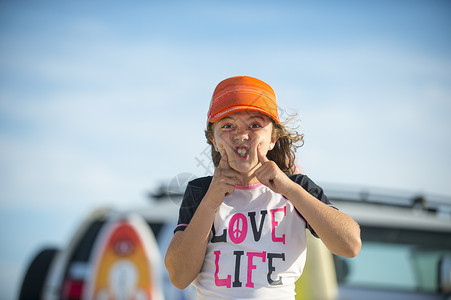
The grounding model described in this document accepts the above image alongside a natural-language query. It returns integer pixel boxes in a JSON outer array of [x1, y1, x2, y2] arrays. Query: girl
[[165, 76, 361, 299]]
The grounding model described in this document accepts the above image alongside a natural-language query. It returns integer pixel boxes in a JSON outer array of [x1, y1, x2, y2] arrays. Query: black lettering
[[267, 252, 285, 286], [248, 210, 267, 241], [211, 224, 227, 243], [233, 251, 244, 287]]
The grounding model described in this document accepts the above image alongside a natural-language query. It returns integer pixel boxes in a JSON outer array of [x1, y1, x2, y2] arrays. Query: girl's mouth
[[235, 146, 249, 159]]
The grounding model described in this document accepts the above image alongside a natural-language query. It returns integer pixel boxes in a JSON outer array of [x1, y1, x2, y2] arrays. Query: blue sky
[[1, 1, 451, 299]]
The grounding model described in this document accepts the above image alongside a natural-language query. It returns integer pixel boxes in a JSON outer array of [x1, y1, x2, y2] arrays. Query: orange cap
[[207, 76, 279, 123]]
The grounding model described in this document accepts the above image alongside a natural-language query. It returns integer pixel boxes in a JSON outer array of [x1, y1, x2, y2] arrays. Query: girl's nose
[[233, 128, 249, 142]]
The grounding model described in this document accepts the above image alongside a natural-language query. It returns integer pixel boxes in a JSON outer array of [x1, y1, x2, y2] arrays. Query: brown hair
[[204, 118, 304, 174]]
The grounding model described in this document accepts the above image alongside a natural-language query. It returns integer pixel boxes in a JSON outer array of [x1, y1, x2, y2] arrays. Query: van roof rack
[[324, 185, 451, 217]]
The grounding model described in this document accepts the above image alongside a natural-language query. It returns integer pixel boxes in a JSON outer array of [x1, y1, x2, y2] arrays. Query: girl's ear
[[269, 141, 276, 151], [209, 136, 218, 152], [270, 133, 279, 149], [270, 121, 279, 143]]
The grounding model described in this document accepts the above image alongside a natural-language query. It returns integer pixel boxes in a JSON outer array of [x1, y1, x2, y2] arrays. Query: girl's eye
[[221, 124, 233, 129], [250, 123, 262, 129]]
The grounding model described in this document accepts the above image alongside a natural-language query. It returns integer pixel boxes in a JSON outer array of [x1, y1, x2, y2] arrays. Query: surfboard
[[83, 213, 164, 300]]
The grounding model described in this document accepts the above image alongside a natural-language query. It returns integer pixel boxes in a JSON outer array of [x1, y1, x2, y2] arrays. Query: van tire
[[19, 248, 58, 300]]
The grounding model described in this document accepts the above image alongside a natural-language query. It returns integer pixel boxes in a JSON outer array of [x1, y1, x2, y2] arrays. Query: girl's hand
[[254, 144, 295, 195], [204, 149, 242, 210]]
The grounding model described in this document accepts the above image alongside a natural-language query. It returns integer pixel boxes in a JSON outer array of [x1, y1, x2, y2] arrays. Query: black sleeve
[[174, 176, 213, 233], [288, 174, 337, 238]]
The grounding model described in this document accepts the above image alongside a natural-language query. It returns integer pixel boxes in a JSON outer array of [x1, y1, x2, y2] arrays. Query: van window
[[335, 226, 451, 293]]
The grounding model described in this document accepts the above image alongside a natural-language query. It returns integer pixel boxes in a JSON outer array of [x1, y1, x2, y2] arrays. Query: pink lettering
[[228, 213, 248, 244], [214, 250, 231, 288], [246, 251, 266, 288], [270, 207, 286, 244]]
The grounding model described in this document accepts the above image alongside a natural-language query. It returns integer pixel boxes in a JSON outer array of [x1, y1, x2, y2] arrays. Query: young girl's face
[[210, 111, 277, 178]]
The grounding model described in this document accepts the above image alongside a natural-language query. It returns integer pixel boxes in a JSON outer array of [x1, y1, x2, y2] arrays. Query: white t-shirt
[[196, 182, 307, 299]]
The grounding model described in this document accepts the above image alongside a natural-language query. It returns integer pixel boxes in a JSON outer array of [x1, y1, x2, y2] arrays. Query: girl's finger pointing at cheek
[[257, 144, 269, 164], [219, 149, 230, 169]]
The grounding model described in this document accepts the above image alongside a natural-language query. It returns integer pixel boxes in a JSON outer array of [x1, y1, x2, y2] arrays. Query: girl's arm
[[255, 145, 361, 258], [283, 185, 361, 257], [164, 200, 217, 289]]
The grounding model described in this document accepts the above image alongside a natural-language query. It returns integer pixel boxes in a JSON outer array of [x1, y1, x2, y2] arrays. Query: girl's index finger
[[257, 144, 269, 164], [219, 149, 230, 168]]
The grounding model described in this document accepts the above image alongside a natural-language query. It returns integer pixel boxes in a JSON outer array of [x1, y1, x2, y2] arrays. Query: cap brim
[[208, 105, 280, 123]]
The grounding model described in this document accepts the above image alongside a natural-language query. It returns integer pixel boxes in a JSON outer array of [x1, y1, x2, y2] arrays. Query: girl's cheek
[[254, 135, 268, 148], [214, 131, 227, 143], [216, 133, 233, 150], [212, 132, 224, 149]]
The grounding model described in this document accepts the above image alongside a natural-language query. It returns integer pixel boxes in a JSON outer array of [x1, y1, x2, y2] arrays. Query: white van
[[19, 184, 451, 300]]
